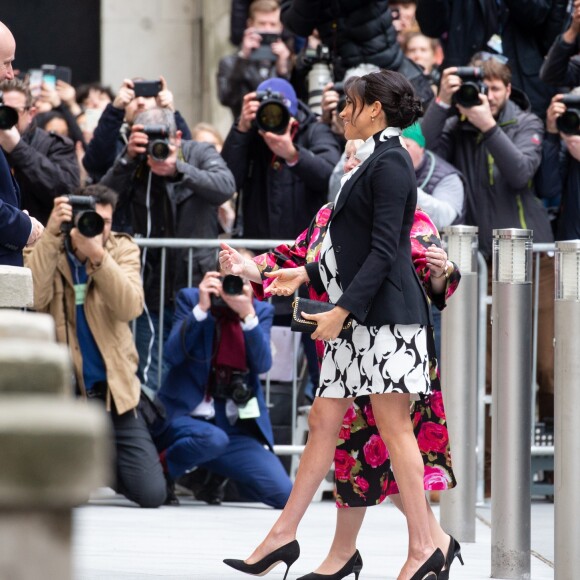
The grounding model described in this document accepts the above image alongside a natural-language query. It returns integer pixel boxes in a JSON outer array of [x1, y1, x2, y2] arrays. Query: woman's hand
[[264, 267, 309, 296], [219, 242, 245, 276], [426, 244, 451, 293], [304, 305, 350, 341]]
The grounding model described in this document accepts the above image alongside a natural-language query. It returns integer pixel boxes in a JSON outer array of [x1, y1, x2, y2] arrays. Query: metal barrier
[[133, 237, 304, 457], [133, 237, 558, 481]]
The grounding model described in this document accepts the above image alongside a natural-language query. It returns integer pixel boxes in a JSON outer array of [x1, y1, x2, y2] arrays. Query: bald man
[[0, 20, 43, 266]]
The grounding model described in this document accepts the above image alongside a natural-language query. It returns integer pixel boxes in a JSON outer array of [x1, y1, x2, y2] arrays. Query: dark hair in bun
[[344, 69, 423, 129]]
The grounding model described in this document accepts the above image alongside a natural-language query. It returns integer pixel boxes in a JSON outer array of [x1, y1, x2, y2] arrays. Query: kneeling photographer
[[24, 186, 167, 508], [222, 77, 340, 241], [151, 267, 292, 508]]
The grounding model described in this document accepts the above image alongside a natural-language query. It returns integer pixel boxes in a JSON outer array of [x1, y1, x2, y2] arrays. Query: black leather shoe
[[297, 549, 363, 579], [439, 536, 464, 580], [223, 540, 300, 580], [409, 548, 445, 580]]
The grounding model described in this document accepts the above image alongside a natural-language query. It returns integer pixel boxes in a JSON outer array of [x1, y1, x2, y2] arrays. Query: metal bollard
[[440, 225, 479, 542], [554, 240, 580, 580], [491, 229, 533, 579]]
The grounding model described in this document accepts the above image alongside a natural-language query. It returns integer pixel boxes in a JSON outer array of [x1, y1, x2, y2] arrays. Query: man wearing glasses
[[0, 78, 79, 226], [0, 20, 43, 266]]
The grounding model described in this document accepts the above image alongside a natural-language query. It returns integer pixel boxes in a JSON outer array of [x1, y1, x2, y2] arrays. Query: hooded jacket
[[422, 88, 553, 258]]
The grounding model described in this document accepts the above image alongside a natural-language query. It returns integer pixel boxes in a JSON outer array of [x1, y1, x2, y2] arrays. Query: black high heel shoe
[[409, 548, 445, 580], [296, 549, 363, 580], [223, 540, 300, 580], [438, 536, 464, 580]]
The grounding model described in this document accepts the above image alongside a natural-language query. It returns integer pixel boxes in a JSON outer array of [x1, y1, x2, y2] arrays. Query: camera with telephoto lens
[[210, 274, 245, 308], [253, 89, 290, 135], [556, 93, 580, 135], [453, 66, 487, 108], [142, 124, 171, 161], [303, 44, 333, 116], [213, 367, 252, 406], [61, 195, 104, 238], [0, 91, 19, 130]]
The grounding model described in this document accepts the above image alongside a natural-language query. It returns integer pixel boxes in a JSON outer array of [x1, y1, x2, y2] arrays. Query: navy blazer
[[307, 133, 432, 326], [158, 288, 276, 448], [0, 150, 30, 266]]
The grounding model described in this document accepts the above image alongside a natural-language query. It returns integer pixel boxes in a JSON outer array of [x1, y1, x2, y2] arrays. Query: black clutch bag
[[291, 298, 353, 340]]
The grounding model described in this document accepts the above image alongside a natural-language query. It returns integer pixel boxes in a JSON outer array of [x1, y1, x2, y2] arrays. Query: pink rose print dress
[[252, 205, 458, 507]]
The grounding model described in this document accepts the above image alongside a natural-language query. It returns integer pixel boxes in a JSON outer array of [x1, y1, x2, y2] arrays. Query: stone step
[[0, 265, 33, 308], [0, 310, 55, 342]]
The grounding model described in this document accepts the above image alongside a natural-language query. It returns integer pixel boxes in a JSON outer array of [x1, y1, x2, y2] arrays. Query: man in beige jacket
[[25, 184, 166, 507]]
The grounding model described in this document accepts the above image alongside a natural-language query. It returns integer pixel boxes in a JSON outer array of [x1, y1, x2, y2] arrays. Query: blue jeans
[[135, 308, 173, 394]]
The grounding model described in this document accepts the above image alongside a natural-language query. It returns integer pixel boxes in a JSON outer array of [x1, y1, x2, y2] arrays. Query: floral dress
[[253, 205, 459, 507]]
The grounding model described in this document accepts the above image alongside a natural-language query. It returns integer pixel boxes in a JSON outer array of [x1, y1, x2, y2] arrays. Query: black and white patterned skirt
[[316, 321, 430, 398], [315, 227, 430, 399]]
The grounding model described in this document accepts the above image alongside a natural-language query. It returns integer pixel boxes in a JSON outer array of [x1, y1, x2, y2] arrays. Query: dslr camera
[[61, 195, 104, 238], [210, 274, 245, 309], [253, 89, 290, 135], [453, 67, 487, 108], [556, 93, 580, 135], [0, 91, 19, 130], [142, 124, 171, 161], [213, 367, 253, 406]]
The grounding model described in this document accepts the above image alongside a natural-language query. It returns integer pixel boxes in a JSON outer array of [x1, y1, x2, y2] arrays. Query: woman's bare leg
[[369, 393, 436, 580], [390, 495, 451, 562], [309, 507, 366, 574], [245, 397, 353, 564]]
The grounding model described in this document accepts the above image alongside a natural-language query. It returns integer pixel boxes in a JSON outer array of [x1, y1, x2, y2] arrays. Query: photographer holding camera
[[151, 268, 292, 508], [536, 90, 580, 241], [218, 0, 292, 119], [24, 185, 167, 508], [222, 77, 340, 240], [101, 107, 236, 393], [0, 79, 80, 226], [422, 54, 555, 491], [82, 75, 191, 185], [0, 20, 44, 266]]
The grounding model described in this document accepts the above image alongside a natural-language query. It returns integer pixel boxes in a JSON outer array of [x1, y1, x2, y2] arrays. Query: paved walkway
[[72, 491, 554, 579]]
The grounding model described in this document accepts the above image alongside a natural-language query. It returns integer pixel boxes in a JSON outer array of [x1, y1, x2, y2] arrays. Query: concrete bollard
[[0, 265, 33, 308], [0, 305, 112, 580], [0, 398, 111, 580], [0, 340, 72, 396], [0, 310, 55, 341]]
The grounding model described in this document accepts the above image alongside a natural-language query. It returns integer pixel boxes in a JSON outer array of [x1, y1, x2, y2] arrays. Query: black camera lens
[[0, 103, 19, 130], [557, 110, 580, 135], [148, 139, 170, 161], [230, 372, 252, 406], [256, 100, 290, 135], [76, 210, 105, 238], [455, 83, 481, 108], [222, 274, 244, 295]]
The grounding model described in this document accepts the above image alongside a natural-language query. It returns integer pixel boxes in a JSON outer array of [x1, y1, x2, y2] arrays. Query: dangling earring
[[371, 116, 375, 122]]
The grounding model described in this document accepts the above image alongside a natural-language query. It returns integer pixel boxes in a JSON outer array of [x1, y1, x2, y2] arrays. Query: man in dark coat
[[0, 20, 43, 265], [0, 79, 80, 226], [280, 0, 434, 109], [416, 0, 568, 118]]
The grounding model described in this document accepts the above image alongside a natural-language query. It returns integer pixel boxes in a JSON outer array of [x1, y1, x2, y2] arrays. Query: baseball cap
[[257, 78, 298, 117], [402, 122, 426, 148]]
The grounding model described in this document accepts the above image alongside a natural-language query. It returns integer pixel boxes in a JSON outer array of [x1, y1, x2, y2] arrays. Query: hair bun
[[400, 93, 424, 127]]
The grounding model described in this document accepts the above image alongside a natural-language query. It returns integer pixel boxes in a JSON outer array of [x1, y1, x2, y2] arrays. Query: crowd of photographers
[[2, 0, 580, 506]]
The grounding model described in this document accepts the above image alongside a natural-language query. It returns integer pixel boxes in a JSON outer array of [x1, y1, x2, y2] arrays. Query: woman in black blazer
[[221, 70, 445, 580]]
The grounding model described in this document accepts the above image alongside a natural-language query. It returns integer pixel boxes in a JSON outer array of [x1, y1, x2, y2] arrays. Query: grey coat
[[100, 140, 235, 308], [422, 93, 553, 258]]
